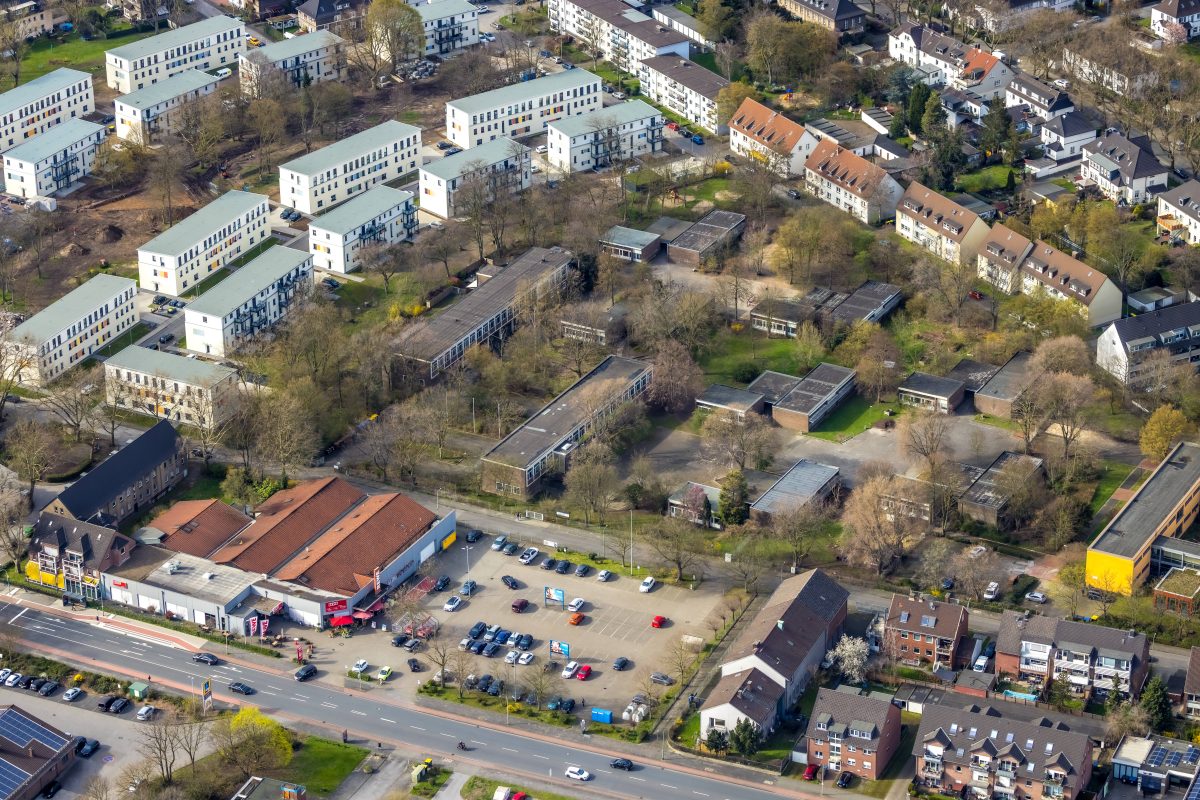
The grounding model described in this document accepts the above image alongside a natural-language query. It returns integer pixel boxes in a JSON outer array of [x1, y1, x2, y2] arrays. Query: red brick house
[[806, 688, 902, 781], [885, 595, 969, 669]]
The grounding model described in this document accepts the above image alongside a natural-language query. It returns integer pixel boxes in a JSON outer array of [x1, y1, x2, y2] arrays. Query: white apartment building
[[638, 56, 728, 134], [1026, 111, 1097, 179], [652, 5, 713, 47], [184, 246, 313, 357], [138, 190, 271, 297], [0, 68, 94, 154], [545, 100, 662, 173], [114, 69, 221, 144], [548, 0, 689, 73], [1004, 72, 1073, 133], [414, 0, 479, 57], [4, 274, 137, 386], [279, 119, 421, 214], [105, 15, 245, 94], [1158, 180, 1200, 245], [728, 97, 809, 176], [1096, 302, 1200, 386], [239, 29, 344, 95], [308, 185, 416, 273], [418, 137, 531, 219], [887, 23, 1012, 99], [445, 69, 602, 149], [2, 118, 104, 199], [1082, 132, 1168, 205], [104, 345, 240, 428], [896, 182, 990, 266], [803, 139, 903, 225]]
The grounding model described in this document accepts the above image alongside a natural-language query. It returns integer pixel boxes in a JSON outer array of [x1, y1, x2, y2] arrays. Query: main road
[[1, 595, 797, 800]]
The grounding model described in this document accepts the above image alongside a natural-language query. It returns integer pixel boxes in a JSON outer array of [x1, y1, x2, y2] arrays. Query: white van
[[973, 656, 989, 672]]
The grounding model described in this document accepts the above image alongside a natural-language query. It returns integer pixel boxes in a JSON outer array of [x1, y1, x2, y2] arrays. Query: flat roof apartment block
[[104, 345, 239, 428], [308, 185, 416, 274], [638, 56, 728, 134], [414, 0, 479, 57], [750, 459, 841, 520], [769, 362, 856, 433], [1088, 441, 1200, 595], [184, 246, 313, 357], [666, 209, 746, 267], [114, 69, 221, 144], [481, 354, 652, 498], [5, 274, 136, 386], [280, 120, 421, 215], [959, 451, 1044, 528], [398, 246, 572, 379], [2, 118, 104, 199], [0, 68, 94, 154], [138, 190, 271, 297], [445, 68, 602, 150], [240, 29, 344, 94], [546, 99, 664, 173], [105, 16, 246, 94], [418, 136, 531, 219]]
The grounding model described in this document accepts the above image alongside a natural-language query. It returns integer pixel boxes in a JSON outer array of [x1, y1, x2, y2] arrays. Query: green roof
[[9, 274, 135, 344], [105, 345, 237, 387], [253, 29, 342, 63], [139, 190, 268, 258], [280, 120, 419, 177], [414, 0, 476, 20], [0, 68, 89, 119], [447, 68, 600, 116], [107, 15, 243, 63], [420, 137, 528, 181], [548, 99, 660, 138], [115, 69, 220, 111], [5, 118, 103, 165], [308, 186, 413, 237], [188, 246, 310, 319]]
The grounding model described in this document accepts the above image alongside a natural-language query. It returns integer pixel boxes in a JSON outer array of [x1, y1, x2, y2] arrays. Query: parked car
[[573, 563, 590, 577], [597, 569, 613, 582], [540, 557, 558, 570], [443, 595, 463, 612], [491, 535, 508, 551], [639, 576, 656, 593], [502, 541, 520, 555], [407, 658, 421, 672], [1025, 591, 1048, 604], [501, 575, 519, 590], [518, 547, 540, 564], [464, 529, 483, 543], [561, 661, 580, 679], [4, 673, 21, 687], [96, 696, 116, 711], [76, 739, 99, 757], [567, 597, 585, 612], [576, 665, 592, 680], [512, 598, 529, 613], [460, 579, 477, 596], [973, 656, 989, 672], [650, 672, 674, 686], [136, 705, 156, 721], [468, 621, 487, 639], [482, 642, 501, 658], [651, 615, 667, 628], [516, 633, 533, 650], [612, 656, 629, 671], [295, 664, 317, 681], [42, 781, 61, 798], [983, 581, 1001, 601], [433, 575, 451, 592], [109, 698, 130, 714], [518, 652, 535, 665], [62, 687, 82, 702], [786, 188, 802, 199], [837, 771, 853, 788], [392, 634, 411, 648], [568, 612, 584, 625], [351, 659, 369, 674], [555, 560, 572, 575], [804, 764, 819, 781]]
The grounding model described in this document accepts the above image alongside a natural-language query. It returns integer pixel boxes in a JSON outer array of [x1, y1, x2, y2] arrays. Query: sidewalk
[[432, 770, 469, 800]]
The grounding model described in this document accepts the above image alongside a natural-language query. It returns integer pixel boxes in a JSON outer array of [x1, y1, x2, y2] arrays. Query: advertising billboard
[[549, 640, 571, 658], [323, 599, 348, 614], [544, 586, 565, 605]]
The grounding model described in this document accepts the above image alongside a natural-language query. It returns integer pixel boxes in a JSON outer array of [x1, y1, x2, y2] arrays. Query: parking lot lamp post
[[463, 544, 473, 581]]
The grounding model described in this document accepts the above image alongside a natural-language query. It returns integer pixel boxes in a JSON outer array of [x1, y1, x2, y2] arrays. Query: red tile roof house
[[914, 704, 1093, 800], [700, 569, 848, 738], [806, 688, 903, 781], [1184, 647, 1200, 718], [885, 595, 970, 670]]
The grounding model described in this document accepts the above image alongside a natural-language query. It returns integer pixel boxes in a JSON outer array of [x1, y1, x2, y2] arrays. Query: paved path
[[432, 770, 470, 800]]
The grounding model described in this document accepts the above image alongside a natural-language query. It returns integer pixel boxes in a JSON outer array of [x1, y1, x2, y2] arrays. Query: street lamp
[[462, 544, 474, 581]]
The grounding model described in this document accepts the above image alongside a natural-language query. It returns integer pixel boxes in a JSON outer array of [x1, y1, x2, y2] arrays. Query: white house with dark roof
[[637, 56, 728, 134], [728, 98, 809, 176], [887, 23, 1012, 98], [1027, 111, 1096, 178], [777, 0, 865, 35], [896, 182, 990, 266], [1151, 0, 1200, 39], [1082, 132, 1168, 204], [1004, 72, 1073, 132], [105, 15, 245, 93], [545, 100, 663, 173], [547, 0, 689, 73], [308, 186, 416, 274], [1157, 179, 1200, 245], [651, 5, 713, 47], [1096, 301, 1200, 385]]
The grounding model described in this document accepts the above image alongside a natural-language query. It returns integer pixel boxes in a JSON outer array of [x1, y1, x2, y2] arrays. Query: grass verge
[[89, 322, 150, 360], [270, 737, 368, 796], [807, 395, 899, 442], [463, 776, 576, 800], [1088, 460, 1135, 516], [699, 328, 798, 385]]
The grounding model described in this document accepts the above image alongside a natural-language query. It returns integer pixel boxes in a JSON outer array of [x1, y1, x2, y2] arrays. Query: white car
[[535, 145, 548, 154], [1025, 591, 1048, 604], [561, 660, 579, 679], [518, 652, 535, 665], [443, 595, 463, 612], [351, 659, 369, 674], [62, 687, 82, 702], [531, 164, 540, 173], [597, 569, 612, 582], [639, 576, 656, 593], [504, 650, 519, 664], [4, 673, 21, 687], [0, 669, 10, 684], [973, 656, 989, 672], [136, 705, 156, 721], [519, 547, 540, 565], [567, 597, 585, 612], [983, 581, 1001, 601], [566, 766, 591, 781]]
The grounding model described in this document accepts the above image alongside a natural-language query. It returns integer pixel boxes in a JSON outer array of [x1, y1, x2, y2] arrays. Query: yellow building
[[1087, 442, 1200, 595]]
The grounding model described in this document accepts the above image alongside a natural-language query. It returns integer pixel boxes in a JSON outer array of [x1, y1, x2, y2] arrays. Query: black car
[[516, 633, 533, 650], [158, 333, 174, 345], [76, 738, 99, 757], [540, 557, 557, 570], [433, 575, 451, 592], [469, 640, 486, 655], [555, 560, 572, 575], [153, 295, 167, 306], [482, 642, 501, 658], [42, 781, 61, 798], [501, 575, 519, 590], [487, 680, 503, 696], [437, 141, 454, 150], [464, 529, 482, 543], [407, 658, 421, 672], [295, 664, 317, 681], [391, 634, 410, 648], [477, 675, 493, 691], [612, 656, 629, 671], [574, 563, 590, 577], [37, 681, 60, 697], [109, 698, 130, 713], [502, 542, 519, 555], [230, 682, 254, 695], [193, 652, 219, 665], [27, 678, 45, 692], [786, 188, 802, 199], [611, 758, 634, 771], [837, 771, 852, 789], [559, 698, 576, 712], [96, 696, 117, 711], [468, 621, 487, 639], [17, 676, 34, 690]]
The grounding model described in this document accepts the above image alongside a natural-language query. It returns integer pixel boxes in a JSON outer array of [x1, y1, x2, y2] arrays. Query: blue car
[[691, 134, 704, 145]]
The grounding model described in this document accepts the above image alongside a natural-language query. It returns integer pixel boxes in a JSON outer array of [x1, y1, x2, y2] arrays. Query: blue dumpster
[[590, 708, 613, 724]]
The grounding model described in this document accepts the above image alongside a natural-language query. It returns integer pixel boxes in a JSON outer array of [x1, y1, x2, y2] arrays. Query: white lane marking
[[661, 784, 678, 790], [260, 691, 276, 696], [470, 740, 486, 746], [629, 777, 646, 782], [320, 702, 337, 709], [267, 686, 282, 692], [502, 747, 518, 753], [10, 609, 26, 624], [381, 718, 396, 724], [350, 710, 366, 716], [294, 694, 310, 700], [693, 792, 709, 797], [439, 733, 455, 738], [531, 754, 549, 760]]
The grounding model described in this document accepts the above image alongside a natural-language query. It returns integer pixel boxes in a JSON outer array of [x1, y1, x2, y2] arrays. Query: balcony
[[997, 766, 1016, 779], [922, 761, 943, 776]]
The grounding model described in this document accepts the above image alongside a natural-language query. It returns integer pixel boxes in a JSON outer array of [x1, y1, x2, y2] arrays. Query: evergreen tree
[[888, 110, 907, 139], [718, 469, 750, 526], [1045, 675, 1072, 711], [907, 83, 931, 135], [1140, 677, 1171, 731], [705, 727, 728, 753], [729, 718, 761, 756], [979, 101, 1013, 165], [921, 92, 946, 137]]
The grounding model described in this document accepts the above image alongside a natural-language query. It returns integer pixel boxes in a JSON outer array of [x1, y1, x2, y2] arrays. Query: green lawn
[[90, 322, 150, 360], [691, 50, 746, 82], [4, 27, 156, 90], [807, 395, 899, 442], [955, 165, 1015, 194], [973, 413, 1019, 431], [462, 777, 577, 800], [268, 737, 367, 796], [1088, 460, 1135, 516], [857, 712, 920, 798], [699, 328, 798, 385], [752, 727, 799, 764]]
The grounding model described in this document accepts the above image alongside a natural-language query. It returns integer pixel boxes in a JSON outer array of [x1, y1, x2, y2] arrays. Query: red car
[[576, 665, 592, 680], [651, 615, 667, 628], [512, 794, 527, 800], [804, 764, 819, 781], [968, 290, 984, 301], [666, 121, 679, 131]]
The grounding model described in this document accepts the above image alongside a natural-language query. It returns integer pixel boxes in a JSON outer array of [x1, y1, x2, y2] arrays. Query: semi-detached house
[[137, 190, 271, 297], [308, 185, 416, 274], [887, 23, 1012, 99], [105, 15, 246, 94], [0, 68, 94, 154], [1158, 179, 1200, 245], [1095, 301, 1200, 386], [1081, 132, 1168, 205], [885, 594, 968, 669], [896, 182, 990, 266], [279, 120, 421, 215], [2, 117, 104, 199], [114, 69, 221, 144], [728, 98, 808, 176], [445, 69, 602, 149]]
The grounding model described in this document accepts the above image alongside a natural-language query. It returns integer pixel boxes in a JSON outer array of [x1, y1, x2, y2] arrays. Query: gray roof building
[[252, 28, 342, 62], [899, 372, 966, 402], [447, 69, 601, 116], [750, 459, 841, 517], [139, 190, 268, 259], [0, 68, 88, 120], [420, 136, 528, 182], [696, 384, 763, 416], [108, 15, 242, 63], [746, 370, 802, 406], [188, 246, 310, 320], [8, 274, 135, 346], [773, 363, 856, 418], [308, 186, 414, 237], [115, 69, 220, 112], [280, 120, 420, 177], [104, 345, 237, 387], [1091, 441, 1200, 559], [996, 609, 1149, 667], [4, 118, 102, 165]]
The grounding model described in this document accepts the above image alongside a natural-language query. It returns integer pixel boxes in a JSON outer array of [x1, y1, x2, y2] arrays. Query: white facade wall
[[547, 0, 690, 72], [886, 29, 949, 84], [0, 69, 94, 154], [445, 71, 603, 149], [1159, 195, 1200, 245], [545, 106, 663, 173], [138, 193, 271, 296], [418, 145, 531, 219], [637, 61, 724, 133], [3, 121, 104, 199], [105, 16, 246, 94], [308, 194, 416, 273], [104, 358, 239, 427], [114, 73, 220, 143], [279, 122, 421, 214], [417, 0, 479, 56], [239, 32, 344, 95], [1151, 4, 1200, 39], [728, 127, 807, 176]]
